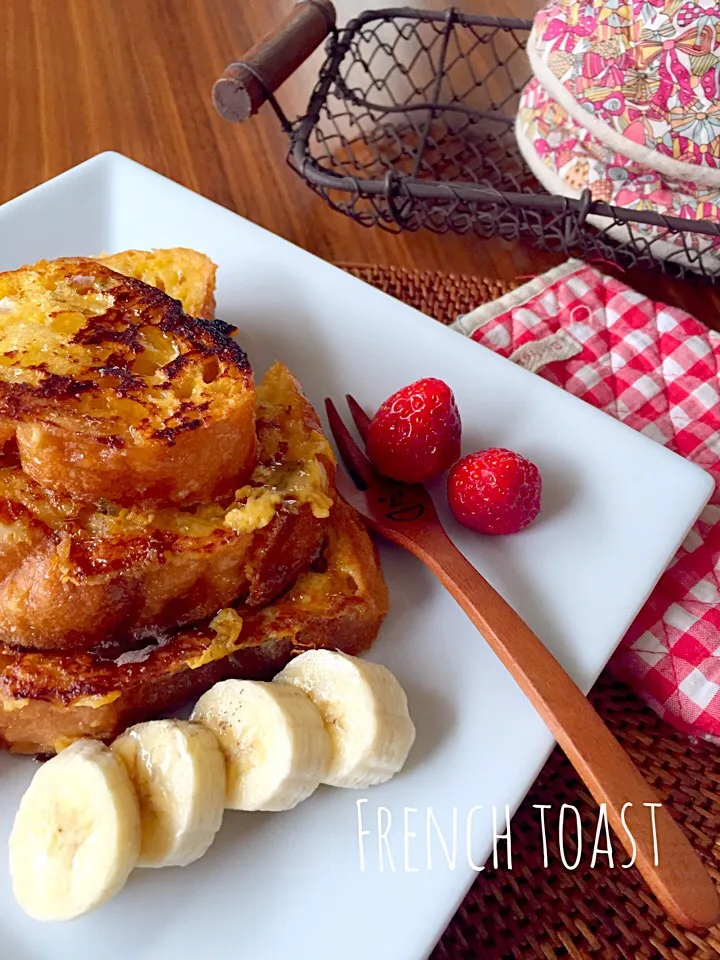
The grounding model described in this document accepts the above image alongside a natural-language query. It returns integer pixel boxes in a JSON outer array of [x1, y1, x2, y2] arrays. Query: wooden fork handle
[[415, 526, 720, 930]]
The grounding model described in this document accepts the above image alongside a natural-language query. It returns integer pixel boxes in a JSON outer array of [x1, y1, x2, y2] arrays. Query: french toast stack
[[0, 250, 388, 755]]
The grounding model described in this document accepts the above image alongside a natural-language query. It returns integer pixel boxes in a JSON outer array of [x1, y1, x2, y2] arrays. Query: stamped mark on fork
[[377, 484, 425, 523]]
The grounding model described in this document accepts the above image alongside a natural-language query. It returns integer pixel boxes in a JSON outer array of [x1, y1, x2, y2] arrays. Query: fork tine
[[324, 398, 376, 490], [345, 394, 372, 443], [332, 464, 367, 508]]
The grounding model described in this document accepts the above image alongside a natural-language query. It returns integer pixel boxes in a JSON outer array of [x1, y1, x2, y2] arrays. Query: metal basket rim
[[289, 6, 720, 242]]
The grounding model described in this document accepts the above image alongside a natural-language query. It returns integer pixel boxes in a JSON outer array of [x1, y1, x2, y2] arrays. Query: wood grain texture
[[1, 0, 719, 323]]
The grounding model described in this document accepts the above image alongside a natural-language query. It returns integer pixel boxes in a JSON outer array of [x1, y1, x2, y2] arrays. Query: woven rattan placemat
[[340, 263, 720, 960]]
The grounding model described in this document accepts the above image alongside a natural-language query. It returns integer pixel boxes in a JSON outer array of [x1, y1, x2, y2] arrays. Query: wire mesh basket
[[213, 0, 720, 283]]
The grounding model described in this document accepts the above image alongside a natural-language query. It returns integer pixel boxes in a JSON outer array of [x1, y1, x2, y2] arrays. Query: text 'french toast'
[[0, 257, 255, 507], [0, 499, 389, 756], [0, 362, 335, 652]]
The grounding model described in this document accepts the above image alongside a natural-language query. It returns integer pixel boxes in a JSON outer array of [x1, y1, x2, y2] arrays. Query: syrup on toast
[[0, 499, 389, 755], [96, 248, 217, 320], [0, 363, 335, 652], [0, 257, 255, 506]]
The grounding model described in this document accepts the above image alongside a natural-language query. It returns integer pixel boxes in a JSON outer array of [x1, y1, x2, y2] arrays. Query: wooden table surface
[[2, 0, 719, 324]]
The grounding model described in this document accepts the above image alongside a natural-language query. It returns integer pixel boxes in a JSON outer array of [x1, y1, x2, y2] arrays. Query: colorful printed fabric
[[515, 77, 720, 272], [452, 259, 720, 743], [528, 0, 720, 187]]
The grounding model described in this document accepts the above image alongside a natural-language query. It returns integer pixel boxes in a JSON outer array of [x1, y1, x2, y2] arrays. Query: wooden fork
[[324, 393, 720, 932]]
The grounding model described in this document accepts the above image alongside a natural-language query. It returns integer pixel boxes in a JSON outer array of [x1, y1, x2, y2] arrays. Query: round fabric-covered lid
[[528, 0, 720, 187], [515, 76, 720, 272]]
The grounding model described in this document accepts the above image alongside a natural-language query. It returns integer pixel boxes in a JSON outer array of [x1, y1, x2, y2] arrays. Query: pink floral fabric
[[516, 76, 720, 259], [530, 0, 720, 173]]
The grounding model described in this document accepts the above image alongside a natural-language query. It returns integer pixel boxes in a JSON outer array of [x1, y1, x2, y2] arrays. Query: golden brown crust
[[15, 405, 256, 509], [0, 363, 335, 652], [0, 257, 254, 506], [0, 500, 389, 756], [96, 248, 218, 320]]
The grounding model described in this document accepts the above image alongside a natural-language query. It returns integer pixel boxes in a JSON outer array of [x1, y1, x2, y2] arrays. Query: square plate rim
[[0, 150, 714, 960]]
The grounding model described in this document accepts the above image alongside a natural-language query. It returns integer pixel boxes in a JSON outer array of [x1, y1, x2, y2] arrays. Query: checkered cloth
[[452, 260, 720, 743]]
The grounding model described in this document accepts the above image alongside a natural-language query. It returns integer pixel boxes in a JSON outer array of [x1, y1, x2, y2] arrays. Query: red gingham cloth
[[452, 260, 720, 743]]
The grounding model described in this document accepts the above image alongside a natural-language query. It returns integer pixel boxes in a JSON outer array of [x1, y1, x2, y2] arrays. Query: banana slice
[[112, 719, 226, 868], [273, 650, 416, 789], [9, 738, 141, 921], [190, 679, 331, 811]]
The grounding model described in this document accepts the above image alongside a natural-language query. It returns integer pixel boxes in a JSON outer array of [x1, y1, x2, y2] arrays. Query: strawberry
[[366, 378, 461, 484], [447, 448, 541, 535]]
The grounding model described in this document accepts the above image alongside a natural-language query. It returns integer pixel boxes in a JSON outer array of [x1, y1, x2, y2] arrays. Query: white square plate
[[0, 153, 712, 960]]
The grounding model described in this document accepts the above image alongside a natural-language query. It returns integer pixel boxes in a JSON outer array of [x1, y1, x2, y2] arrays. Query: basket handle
[[212, 0, 336, 123]]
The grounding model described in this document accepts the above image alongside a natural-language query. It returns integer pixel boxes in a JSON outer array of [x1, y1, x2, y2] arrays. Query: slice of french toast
[[96, 248, 217, 320], [0, 247, 218, 451], [0, 363, 335, 652], [0, 498, 389, 756], [0, 257, 255, 507]]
